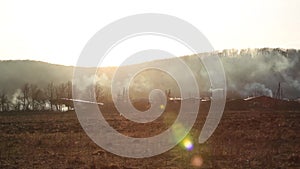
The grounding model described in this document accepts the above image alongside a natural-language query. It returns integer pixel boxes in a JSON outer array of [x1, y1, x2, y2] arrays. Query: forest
[[0, 81, 104, 112]]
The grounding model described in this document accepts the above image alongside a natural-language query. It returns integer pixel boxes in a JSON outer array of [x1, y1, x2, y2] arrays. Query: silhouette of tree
[[31, 85, 46, 111], [46, 82, 55, 111], [21, 83, 30, 111], [65, 81, 73, 110], [0, 91, 9, 112], [30, 84, 38, 110], [95, 82, 104, 103]]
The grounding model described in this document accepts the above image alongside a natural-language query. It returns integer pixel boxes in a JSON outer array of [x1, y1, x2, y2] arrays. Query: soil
[[0, 101, 299, 169]]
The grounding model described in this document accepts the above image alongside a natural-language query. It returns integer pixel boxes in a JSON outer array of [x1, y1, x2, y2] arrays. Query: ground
[[0, 103, 299, 169]]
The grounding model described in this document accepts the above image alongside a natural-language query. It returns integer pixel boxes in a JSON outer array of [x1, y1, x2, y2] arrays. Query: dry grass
[[0, 103, 299, 168]]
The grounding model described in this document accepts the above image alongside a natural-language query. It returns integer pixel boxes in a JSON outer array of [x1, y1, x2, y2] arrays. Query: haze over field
[[1, 1, 300, 168], [1, 48, 300, 100], [1, 0, 300, 66]]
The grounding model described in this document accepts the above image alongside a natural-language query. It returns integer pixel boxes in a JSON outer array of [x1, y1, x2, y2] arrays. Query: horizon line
[[1, 47, 299, 67]]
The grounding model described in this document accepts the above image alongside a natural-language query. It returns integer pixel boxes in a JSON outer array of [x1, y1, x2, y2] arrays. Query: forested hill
[[1, 48, 300, 100], [0, 60, 74, 94]]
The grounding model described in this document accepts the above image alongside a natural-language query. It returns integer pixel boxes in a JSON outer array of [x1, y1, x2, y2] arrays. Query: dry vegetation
[[0, 102, 299, 169]]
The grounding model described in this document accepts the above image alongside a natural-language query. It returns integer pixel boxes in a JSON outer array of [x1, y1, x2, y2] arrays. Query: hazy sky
[[0, 0, 299, 66]]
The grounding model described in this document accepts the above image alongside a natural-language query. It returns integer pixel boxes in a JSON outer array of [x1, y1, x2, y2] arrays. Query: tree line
[[0, 81, 105, 112]]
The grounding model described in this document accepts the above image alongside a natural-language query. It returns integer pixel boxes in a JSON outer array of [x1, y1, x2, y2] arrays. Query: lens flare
[[171, 123, 186, 140], [191, 155, 203, 168], [182, 137, 193, 151], [171, 123, 194, 151], [160, 104, 165, 110]]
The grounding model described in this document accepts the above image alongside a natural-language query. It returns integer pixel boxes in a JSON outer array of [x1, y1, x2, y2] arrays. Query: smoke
[[11, 89, 22, 105], [1, 48, 300, 101], [215, 48, 300, 99], [95, 48, 300, 99], [74, 74, 98, 91], [242, 83, 273, 97]]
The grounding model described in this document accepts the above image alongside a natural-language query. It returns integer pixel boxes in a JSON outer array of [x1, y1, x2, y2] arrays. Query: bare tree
[[85, 82, 104, 103], [66, 81, 72, 99], [13, 92, 23, 111], [30, 85, 46, 111], [46, 82, 55, 111], [95, 82, 104, 103], [53, 82, 69, 111], [30, 84, 38, 110], [21, 83, 30, 111], [65, 81, 73, 110], [54, 84, 61, 111], [37, 89, 47, 110], [0, 91, 9, 112]]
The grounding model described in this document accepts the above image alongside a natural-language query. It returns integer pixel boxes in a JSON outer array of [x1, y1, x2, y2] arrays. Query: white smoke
[[216, 48, 300, 99], [242, 82, 273, 97], [11, 89, 22, 105], [69, 48, 300, 100]]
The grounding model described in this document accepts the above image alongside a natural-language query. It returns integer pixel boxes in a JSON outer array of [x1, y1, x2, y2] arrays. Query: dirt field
[[0, 103, 299, 169]]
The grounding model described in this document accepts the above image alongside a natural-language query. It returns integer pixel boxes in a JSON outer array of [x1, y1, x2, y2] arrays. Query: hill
[[1, 48, 300, 100]]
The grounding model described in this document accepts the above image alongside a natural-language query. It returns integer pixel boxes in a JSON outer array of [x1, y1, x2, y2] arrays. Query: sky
[[0, 0, 299, 66]]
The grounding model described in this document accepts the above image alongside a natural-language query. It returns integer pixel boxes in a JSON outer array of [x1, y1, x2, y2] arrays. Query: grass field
[[0, 104, 299, 169]]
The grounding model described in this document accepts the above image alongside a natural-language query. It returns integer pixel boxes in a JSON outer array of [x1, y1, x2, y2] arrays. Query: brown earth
[[0, 101, 299, 169]]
